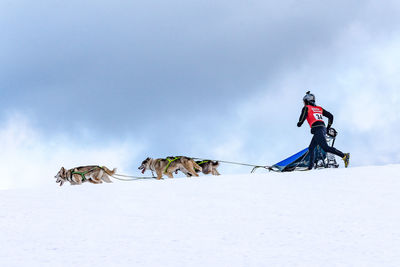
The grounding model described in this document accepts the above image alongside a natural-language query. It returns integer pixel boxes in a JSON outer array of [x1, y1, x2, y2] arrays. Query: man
[[297, 91, 350, 170]]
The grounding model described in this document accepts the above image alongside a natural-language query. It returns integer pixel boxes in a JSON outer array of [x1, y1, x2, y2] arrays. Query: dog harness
[[194, 160, 209, 171], [164, 157, 181, 173], [71, 166, 103, 181]]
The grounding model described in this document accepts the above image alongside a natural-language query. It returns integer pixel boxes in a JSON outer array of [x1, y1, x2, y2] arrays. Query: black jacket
[[297, 105, 334, 134]]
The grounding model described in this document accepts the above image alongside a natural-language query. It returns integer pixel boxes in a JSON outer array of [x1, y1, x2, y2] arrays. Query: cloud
[[0, 0, 368, 135], [1, 0, 400, 175], [0, 113, 145, 189]]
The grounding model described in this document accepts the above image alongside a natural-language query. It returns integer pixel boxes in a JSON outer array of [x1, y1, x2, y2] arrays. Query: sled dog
[[196, 160, 220, 175], [178, 160, 220, 176], [55, 165, 116, 186], [138, 156, 202, 180]]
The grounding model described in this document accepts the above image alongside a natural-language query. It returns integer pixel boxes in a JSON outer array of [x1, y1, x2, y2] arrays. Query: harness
[[195, 160, 209, 171], [164, 157, 181, 173], [71, 166, 103, 181]]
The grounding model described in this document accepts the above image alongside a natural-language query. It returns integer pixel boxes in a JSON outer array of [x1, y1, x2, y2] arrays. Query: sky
[[1, 0, 400, 188]]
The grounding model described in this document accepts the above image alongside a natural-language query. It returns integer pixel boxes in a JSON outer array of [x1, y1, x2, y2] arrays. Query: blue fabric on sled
[[274, 148, 308, 169]]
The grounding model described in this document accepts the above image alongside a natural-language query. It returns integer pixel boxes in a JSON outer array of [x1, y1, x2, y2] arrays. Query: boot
[[342, 153, 350, 168]]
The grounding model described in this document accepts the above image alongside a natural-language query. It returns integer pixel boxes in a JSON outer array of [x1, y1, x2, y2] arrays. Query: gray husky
[[55, 165, 116, 186]]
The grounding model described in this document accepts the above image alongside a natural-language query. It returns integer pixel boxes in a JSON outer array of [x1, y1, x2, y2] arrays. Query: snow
[[1, 165, 400, 267]]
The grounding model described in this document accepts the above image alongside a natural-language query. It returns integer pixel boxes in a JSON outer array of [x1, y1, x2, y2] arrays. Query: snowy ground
[[1, 165, 400, 267]]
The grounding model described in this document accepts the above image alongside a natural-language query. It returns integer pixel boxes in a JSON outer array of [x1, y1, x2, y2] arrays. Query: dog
[[55, 165, 116, 186], [177, 160, 220, 176], [138, 156, 202, 180], [196, 160, 220, 175]]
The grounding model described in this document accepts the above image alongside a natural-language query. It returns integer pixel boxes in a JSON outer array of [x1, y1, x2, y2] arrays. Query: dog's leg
[[102, 167, 117, 176], [191, 161, 200, 177], [165, 171, 174, 178], [91, 178, 103, 184], [72, 174, 82, 185], [101, 174, 112, 183], [193, 161, 202, 173], [184, 169, 193, 177], [184, 162, 199, 177], [212, 162, 221, 175], [93, 169, 104, 183], [178, 167, 192, 177], [89, 176, 102, 184], [212, 168, 221, 175], [156, 170, 163, 180]]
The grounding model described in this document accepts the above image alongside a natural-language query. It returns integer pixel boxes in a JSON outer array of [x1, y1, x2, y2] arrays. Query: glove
[[297, 122, 302, 127], [327, 124, 331, 131]]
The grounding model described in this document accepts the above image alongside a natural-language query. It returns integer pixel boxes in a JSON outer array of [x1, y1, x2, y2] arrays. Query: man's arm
[[323, 109, 333, 129], [297, 106, 308, 127]]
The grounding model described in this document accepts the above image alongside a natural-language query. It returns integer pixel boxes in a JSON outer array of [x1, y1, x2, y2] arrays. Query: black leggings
[[308, 127, 344, 169]]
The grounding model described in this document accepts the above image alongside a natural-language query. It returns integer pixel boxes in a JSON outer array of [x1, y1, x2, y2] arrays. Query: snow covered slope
[[1, 165, 400, 267]]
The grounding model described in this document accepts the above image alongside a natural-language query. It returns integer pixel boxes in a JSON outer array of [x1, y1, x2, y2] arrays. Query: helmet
[[303, 91, 315, 105]]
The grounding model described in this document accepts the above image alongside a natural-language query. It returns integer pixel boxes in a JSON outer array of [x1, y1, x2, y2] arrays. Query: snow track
[[1, 165, 400, 267]]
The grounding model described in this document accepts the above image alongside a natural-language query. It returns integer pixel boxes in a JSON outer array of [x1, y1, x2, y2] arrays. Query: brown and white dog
[[54, 165, 116, 186], [138, 156, 202, 180]]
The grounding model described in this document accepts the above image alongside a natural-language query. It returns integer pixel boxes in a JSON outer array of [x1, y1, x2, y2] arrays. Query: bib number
[[314, 113, 323, 120]]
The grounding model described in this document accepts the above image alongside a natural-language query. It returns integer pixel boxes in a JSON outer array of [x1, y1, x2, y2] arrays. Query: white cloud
[[0, 113, 145, 189]]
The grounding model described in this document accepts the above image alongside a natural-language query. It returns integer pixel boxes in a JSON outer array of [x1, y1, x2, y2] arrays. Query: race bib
[[314, 113, 323, 121]]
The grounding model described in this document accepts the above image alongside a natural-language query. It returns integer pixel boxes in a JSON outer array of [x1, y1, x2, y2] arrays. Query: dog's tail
[[101, 166, 117, 176]]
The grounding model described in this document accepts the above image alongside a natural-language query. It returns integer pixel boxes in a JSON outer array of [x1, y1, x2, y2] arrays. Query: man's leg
[[315, 128, 350, 167], [317, 132, 345, 158], [308, 135, 318, 170]]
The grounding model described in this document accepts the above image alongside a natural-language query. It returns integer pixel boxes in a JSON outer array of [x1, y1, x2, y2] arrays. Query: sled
[[268, 128, 340, 172]]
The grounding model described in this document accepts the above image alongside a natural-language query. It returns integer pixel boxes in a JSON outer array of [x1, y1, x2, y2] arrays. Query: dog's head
[[138, 157, 151, 174], [55, 167, 67, 186]]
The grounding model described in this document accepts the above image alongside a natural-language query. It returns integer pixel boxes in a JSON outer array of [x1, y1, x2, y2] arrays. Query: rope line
[[111, 173, 156, 181], [192, 157, 269, 168], [109, 157, 272, 182], [192, 157, 271, 173]]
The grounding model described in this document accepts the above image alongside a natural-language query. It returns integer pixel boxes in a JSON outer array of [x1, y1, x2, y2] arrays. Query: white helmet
[[303, 91, 315, 105]]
